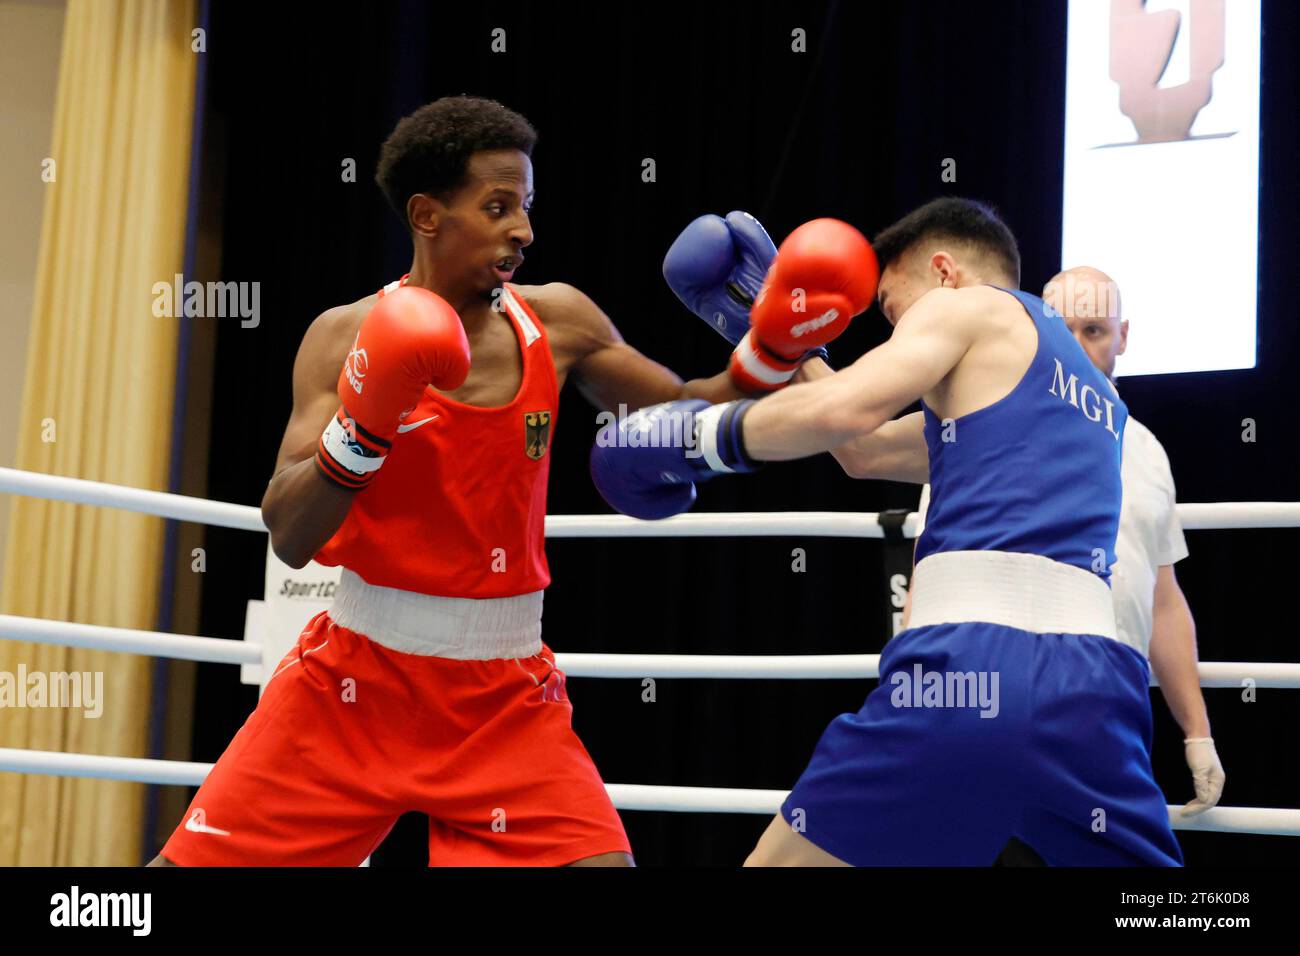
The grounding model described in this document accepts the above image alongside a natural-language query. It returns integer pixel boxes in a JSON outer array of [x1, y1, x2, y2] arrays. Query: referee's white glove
[[1180, 737, 1225, 816]]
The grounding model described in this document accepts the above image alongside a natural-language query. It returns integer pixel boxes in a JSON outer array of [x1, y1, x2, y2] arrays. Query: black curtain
[[182, 0, 1300, 865]]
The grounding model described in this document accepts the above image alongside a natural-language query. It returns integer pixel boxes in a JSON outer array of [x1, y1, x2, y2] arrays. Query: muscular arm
[[796, 358, 929, 482], [743, 288, 975, 461], [576, 343, 745, 409], [538, 283, 752, 411], [260, 307, 359, 568], [1148, 564, 1211, 738]]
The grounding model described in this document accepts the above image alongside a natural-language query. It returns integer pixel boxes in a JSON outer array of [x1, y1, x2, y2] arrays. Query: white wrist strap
[[321, 413, 386, 475], [694, 402, 738, 474]]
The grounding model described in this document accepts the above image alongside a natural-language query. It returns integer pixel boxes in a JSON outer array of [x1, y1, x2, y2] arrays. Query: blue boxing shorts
[[782, 553, 1183, 867]]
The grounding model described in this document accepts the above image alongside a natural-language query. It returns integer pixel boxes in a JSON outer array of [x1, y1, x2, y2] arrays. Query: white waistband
[[908, 550, 1128, 646], [327, 568, 543, 659]]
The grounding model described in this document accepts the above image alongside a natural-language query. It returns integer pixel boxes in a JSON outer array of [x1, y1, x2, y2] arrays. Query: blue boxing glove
[[663, 211, 777, 346], [590, 400, 760, 520]]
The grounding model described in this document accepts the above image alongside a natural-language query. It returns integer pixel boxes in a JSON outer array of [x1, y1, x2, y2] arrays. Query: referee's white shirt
[[912, 416, 1187, 657]]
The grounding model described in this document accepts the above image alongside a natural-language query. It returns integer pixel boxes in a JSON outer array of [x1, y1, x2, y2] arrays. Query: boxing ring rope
[[0, 467, 265, 533], [6, 467, 1300, 535], [0, 746, 1294, 836], [3, 465, 1300, 840], [0, 614, 262, 666], [5, 612, 1300, 685]]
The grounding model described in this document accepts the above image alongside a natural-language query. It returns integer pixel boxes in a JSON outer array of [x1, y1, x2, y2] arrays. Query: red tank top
[[315, 280, 558, 598]]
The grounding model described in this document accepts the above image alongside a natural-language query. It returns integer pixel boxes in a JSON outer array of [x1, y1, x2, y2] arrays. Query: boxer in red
[[152, 96, 787, 867]]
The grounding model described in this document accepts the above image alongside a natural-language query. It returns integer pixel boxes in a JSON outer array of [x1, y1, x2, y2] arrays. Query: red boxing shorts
[[162, 611, 629, 866]]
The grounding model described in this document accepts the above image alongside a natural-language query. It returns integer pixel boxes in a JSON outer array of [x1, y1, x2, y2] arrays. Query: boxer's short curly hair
[[872, 197, 1020, 285], [375, 95, 537, 225]]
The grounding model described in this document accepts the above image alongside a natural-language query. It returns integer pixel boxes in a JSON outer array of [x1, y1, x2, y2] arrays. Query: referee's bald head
[[1044, 266, 1128, 379]]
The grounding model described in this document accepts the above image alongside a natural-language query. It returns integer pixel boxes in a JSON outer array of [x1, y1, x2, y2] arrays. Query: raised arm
[[796, 358, 929, 483], [261, 289, 470, 567], [260, 307, 361, 568], [743, 287, 976, 461], [536, 282, 751, 411], [587, 287, 976, 520]]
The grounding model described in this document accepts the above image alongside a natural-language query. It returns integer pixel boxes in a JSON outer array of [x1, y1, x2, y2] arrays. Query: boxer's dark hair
[[375, 96, 537, 226], [872, 197, 1020, 285]]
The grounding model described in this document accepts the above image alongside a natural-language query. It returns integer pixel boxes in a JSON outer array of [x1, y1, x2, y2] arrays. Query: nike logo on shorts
[[184, 811, 231, 836], [396, 415, 440, 433]]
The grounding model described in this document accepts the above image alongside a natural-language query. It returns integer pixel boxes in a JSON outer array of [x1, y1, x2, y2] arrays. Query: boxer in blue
[[593, 198, 1183, 866]]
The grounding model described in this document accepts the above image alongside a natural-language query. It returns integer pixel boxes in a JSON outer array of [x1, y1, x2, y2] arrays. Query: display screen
[[1061, 0, 1261, 376]]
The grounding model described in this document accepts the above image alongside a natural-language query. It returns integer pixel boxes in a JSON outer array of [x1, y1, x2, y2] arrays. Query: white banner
[[242, 545, 341, 693]]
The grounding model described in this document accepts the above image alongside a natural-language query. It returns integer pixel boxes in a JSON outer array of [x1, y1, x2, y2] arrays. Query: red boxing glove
[[729, 218, 879, 392], [316, 286, 471, 491]]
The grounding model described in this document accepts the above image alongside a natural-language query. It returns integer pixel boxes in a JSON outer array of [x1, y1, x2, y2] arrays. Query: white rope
[[560, 655, 1300, 685], [0, 614, 260, 666], [555, 653, 881, 679], [5, 614, 1298, 685], [1192, 662, 1300, 688], [547, 503, 1300, 536], [1165, 806, 1300, 837], [0, 748, 213, 788], [610, 786, 1300, 837], [0, 467, 264, 532], [0, 747, 1292, 836], [5, 466, 1300, 536], [545, 511, 919, 538], [1177, 501, 1300, 530], [608, 783, 785, 815]]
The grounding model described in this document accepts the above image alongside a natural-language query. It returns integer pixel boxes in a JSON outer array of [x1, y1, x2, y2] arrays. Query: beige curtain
[[0, 0, 198, 865]]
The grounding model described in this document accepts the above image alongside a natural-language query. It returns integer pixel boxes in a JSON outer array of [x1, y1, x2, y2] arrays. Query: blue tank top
[[915, 287, 1128, 581]]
